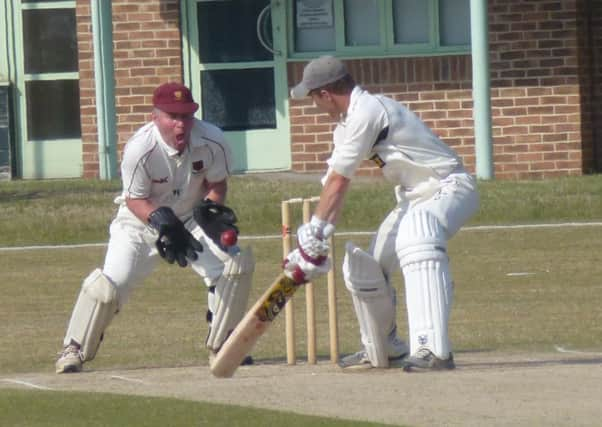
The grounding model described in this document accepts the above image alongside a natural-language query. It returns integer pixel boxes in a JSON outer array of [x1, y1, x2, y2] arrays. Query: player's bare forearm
[[204, 179, 228, 204], [314, 171, 350, 225], [126, 197, 158, 224]]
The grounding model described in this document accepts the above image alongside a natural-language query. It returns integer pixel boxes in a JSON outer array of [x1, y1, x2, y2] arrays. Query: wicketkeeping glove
[[148, 206, 203, 267], [193, 198, 239, 251]]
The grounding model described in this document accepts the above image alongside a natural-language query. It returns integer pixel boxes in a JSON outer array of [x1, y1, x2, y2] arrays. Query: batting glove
[[283, 248, 331, 285], [296, 215, 334, 263]]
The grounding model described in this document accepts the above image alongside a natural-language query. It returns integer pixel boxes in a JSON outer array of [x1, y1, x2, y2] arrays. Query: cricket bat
[[210, 273, 301, 378]]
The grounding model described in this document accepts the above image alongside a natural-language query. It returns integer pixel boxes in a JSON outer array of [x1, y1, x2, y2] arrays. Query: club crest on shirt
[[192, 160, 204, 174], [152, 176, 169, 184]]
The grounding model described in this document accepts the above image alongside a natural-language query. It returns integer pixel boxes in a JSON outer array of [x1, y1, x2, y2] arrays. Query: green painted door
[[182, 0, 290, 173], [8, 1, 82, 179]]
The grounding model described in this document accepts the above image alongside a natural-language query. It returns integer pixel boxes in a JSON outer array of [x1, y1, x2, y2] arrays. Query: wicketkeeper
[[284, 56, 479, 371], [55, 82, 254, 373]]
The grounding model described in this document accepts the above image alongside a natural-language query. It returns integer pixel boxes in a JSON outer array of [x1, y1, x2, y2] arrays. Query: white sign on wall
[[296, 0, 333, 29]]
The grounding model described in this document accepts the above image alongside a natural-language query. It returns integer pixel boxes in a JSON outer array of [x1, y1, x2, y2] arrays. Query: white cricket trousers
[[369, 172, 479, 357], [102, 217, 225, 306]]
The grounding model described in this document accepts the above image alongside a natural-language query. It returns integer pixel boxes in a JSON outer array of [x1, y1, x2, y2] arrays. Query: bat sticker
[[257, 277, 298, 321]]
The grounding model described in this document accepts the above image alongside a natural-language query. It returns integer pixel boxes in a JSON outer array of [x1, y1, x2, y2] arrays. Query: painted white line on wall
[[2, 222, 602, 252], [1, 379, 54, 390]]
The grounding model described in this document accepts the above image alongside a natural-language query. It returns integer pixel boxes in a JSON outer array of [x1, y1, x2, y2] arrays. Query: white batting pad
[[397, 209, 452, 359], [343, 242, 396, 368], [63, 269, 118, 361], [205, 247, 255, 351]]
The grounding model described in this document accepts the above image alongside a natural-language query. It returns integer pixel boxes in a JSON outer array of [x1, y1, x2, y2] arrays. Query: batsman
[[55, 83, 254, 373], [284, 56, 479, 371]]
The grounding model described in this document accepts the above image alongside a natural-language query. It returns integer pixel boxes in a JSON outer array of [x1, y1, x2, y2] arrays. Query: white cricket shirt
[[115, 119, 232, 223], [326, 87, 463, 188]]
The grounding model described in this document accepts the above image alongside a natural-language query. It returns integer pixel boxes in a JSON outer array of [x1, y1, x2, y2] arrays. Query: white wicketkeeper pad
[[343, 242, 396, 368], [205, 247, 255, 351], [63, 269, 118, 362], [397, 209, 452, 359]]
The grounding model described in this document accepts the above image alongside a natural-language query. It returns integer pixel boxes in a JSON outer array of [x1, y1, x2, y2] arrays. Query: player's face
[[310, 90, 341, 120], [152, 109, 195, 152]]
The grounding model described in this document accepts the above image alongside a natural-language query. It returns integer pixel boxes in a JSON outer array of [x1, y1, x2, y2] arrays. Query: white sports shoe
[[402, 347, 455, 372], [338, 349, 372, 369], [55, 341, 83, 374], [339, 334, 410, 369]]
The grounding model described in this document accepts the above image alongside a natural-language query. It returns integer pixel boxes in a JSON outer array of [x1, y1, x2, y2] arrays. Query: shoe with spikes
[[55, 340, 83, 374], [338, 345, 409, 370], [402, 347, 455, 372]]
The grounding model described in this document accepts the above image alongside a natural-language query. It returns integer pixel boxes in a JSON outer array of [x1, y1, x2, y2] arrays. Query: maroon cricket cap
[[152, 82, 199, 114]]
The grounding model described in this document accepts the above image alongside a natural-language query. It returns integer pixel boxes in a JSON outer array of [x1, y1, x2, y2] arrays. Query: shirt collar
[[153, 125, 186, 158], [342, 86, 363, 123]]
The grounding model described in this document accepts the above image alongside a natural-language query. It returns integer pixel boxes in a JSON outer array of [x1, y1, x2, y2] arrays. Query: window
[[21, 2, 80, 141], [439, 0, 471, 46], [392, 0, 430, 44], [197, 1, 272, 63], [344, 0, 380, 46], [200, 68, 276, 131], [25, 80, 81, 140], [22, 7, 78, 73], [291, 0, 470, 56]]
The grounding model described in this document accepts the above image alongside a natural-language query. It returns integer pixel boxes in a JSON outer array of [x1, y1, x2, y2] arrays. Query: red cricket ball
[[220, 229, 238, 247]]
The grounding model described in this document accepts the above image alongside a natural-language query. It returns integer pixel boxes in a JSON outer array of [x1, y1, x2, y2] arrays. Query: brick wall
[[288, 56, 474, 177], [75, 0, 97, 178], [76, 0, 183, 178], [587, 0, 602, 169], [288, 0, 592, 180], [76, 0, 595, 180], [488, 0, 588, 179]]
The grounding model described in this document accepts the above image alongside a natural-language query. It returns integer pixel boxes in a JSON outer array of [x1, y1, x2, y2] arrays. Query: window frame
[[9, 0, 83, 179], [288, 0, 470, 59], [19, 0, 80, 143]]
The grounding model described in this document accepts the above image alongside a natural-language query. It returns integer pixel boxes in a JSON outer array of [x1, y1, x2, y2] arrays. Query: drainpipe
[[470, 0, 494, 180], [91, 0, 117, 180]]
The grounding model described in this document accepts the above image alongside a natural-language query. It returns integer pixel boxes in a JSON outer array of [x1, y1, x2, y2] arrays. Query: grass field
[[3, 173, 602, 245], [2, 174, 602, 426], [0, 389, 390, 427]]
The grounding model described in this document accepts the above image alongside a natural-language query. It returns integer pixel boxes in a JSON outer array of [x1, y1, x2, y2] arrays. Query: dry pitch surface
[[2, 351, 602, 426]]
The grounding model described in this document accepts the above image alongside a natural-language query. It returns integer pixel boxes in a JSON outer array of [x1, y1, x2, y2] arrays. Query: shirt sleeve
[[204, 129, 233, 183], [120, 139, 152, 199], [329, 103, 388, 179]]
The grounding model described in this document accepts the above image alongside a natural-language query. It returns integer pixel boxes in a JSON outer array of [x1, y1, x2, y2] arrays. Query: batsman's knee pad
[[64, 269, 119, 362], [205, 247, 255, 351], [397, 209, 448, 265], [397, 210, 453, 358], [343, 242, 397, 368]]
